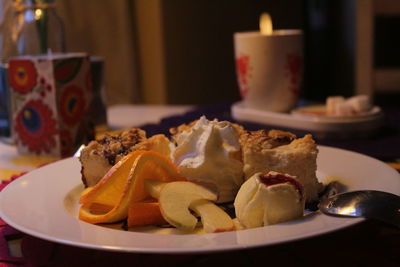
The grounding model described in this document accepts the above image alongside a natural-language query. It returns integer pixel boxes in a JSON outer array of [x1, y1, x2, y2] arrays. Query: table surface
[[0, 103, 399, 266]]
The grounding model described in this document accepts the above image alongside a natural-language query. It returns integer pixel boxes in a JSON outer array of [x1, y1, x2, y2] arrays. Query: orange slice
[[127, 202, 167, 227], [79, 150, 185, 224], [79, 150, 144, 206]]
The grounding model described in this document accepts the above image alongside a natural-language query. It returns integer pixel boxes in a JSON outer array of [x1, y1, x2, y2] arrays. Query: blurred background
[[55, 0, 304, 106], [3, 0, 400, 106]]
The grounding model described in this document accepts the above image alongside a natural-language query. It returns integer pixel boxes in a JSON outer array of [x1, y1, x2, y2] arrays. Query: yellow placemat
[[387, 162, 400, 172], [9, 154, 58, 168], [0, 168, 25, 181], [0, 154, 58, 181]]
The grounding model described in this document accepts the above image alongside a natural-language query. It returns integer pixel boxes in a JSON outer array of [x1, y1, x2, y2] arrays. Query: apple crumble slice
[[240, 130, 322, 202], [80, 129, 172, 187]]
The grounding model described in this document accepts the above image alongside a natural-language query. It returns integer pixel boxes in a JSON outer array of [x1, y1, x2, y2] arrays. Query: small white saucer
[[290, 105, 382, 122], [231, 101, 385, 138]]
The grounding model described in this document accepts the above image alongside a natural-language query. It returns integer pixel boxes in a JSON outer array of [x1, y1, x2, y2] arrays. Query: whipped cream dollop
[[172, 116, 244, 203]]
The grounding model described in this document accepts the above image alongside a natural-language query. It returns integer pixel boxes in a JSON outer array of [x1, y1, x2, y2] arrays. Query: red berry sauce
[[259, 172, 304, 200]]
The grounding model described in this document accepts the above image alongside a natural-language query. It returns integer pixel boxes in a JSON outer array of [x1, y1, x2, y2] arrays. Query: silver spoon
[[319, 190, 400, 228]]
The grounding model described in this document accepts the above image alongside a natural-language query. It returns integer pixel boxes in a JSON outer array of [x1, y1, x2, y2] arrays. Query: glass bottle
[[0, 0, 65, 137], [0, 0, 66, 62]]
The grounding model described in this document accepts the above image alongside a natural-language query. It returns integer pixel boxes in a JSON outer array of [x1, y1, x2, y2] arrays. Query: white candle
[[233, 13, 303, 112], [259, 13, 273, 35]]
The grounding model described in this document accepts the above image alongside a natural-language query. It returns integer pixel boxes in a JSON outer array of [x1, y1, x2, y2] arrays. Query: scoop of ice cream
[[172, 116, 244, 203], [234, 171, 304, 229]]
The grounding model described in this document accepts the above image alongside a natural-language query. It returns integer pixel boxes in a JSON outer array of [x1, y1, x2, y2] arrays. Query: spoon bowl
[[319, 190, 400, 228]]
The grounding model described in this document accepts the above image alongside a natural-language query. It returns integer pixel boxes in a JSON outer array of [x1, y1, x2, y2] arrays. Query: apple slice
[[190, 199, 234, 233], [158, 181, 217, 232], [144, 179, 166, 199]]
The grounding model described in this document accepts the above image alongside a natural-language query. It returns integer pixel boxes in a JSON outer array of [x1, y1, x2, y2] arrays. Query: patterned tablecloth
[[0, 103, 399, 266]]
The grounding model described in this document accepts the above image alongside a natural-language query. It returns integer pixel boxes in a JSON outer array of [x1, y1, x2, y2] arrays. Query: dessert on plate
[[240, 130, 321, 202], [326, 95, 371, 116], [80, 129, 171, 187], [234, 171, 304, 228], [171, 116, 244, 203], [292, 94, 372, 117], [78, 116, 323, 233]]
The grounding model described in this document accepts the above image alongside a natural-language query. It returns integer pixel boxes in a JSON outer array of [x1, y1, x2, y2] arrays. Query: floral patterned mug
[[8, 53, 94, 157]]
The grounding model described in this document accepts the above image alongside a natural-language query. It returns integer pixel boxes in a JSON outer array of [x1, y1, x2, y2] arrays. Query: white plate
[[231, 102, 384, 138], [0, 146, 399, 254], [291, 105, 382, 122]]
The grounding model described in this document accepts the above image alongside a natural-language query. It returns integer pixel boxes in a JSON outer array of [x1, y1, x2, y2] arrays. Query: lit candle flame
[[260, 13, 273, 35]]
